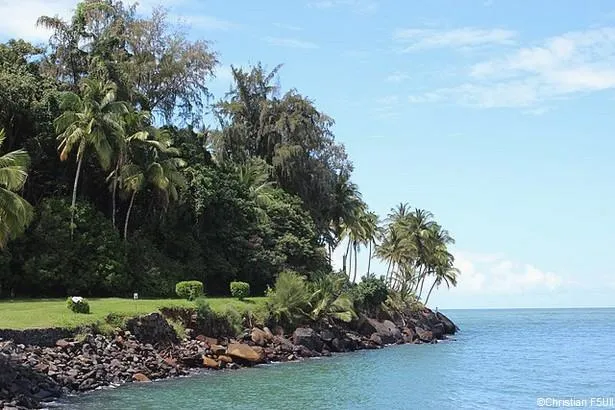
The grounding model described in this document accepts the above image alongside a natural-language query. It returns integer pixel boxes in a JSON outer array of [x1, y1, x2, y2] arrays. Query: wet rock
[[132, 373, 151, 382], [202, 356, 220, 369], [369, 333, 383, 346], [217, 355, 233, 364], [436, 312, 458, 334]]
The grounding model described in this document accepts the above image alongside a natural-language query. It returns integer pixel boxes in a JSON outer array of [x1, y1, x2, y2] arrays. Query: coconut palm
[[0, 129, 33, 247], [54, 78, 127, 237], [424, 260, 459, 306], [120, 130, 185, 240]]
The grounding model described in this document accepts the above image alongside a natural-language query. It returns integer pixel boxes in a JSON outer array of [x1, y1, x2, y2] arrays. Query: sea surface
[[55, 308, 615, 409]]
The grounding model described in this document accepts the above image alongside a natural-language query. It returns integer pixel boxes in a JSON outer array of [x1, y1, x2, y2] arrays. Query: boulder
[[251, 328, 269, 346], [210, 344, 226, 355], [415, 327, 434, 343], [431, 323, 445, 340], [217, 355, 233, 364], [272, 336, 294, 353], [369, 333, 383, 346], [319, 329, 335, 343], [436, 312, 458, 334], [226, 343, 264, 363], [202, 356, 220, 369], [263, 327, 274, 340], [359, 318, 402, 344], [402, 327, 416, 343], [292, 328, 323, 352], [132, 373, 151, 382], [196, 335, 218, 346], [55, 339, 71, 349]]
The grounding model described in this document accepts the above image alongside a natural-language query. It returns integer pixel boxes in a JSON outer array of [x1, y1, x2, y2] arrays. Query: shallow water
[[56, 308, 615, 409]]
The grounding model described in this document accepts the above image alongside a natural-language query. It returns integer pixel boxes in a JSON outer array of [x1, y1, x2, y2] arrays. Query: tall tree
[[0, 129, 33, 247], [54, 78, 127, 237]]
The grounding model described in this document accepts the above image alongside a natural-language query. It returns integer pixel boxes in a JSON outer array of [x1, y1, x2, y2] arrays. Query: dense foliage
[[0, 0, 459, 311], [67, 297, 90, 314]]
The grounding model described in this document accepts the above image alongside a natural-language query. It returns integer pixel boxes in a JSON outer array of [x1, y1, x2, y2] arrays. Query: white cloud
[[264, 37, 319, 49], [0, 0, 239, 41], [374, 95, 400, 118], [308, 0, 378, 13], [386, 72, 410, 83], [0, 0, 74, 41], [176, 15, 242, 31], [393, 27, 517, 52], [451, 251, 564, 294], [408, 27, 615, 108]]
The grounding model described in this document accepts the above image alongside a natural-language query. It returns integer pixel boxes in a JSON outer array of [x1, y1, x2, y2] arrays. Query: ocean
[[56, 308, 615, 409]]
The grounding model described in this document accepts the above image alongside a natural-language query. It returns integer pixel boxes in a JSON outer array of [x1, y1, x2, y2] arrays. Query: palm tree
[[120, 130, 185, 240], [234, 157, 276, 222], [424, 261, 459, 306], [0, 129, 33, 247], [54, 78, 127, 237]]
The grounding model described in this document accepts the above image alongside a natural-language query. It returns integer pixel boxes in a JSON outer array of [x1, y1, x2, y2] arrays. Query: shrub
[[175, 280, 204, 300], [266, 270, 310, 328], [66, 296, 90, 314], [230, 281, 250, 300], [353, 274, 389, 314]]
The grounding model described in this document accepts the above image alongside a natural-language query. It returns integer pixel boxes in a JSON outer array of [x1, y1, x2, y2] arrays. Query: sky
[[2, 0, 615, 308]]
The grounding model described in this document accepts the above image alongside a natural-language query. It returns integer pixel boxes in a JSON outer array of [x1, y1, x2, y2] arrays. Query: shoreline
[[0, 308, 458, 410]]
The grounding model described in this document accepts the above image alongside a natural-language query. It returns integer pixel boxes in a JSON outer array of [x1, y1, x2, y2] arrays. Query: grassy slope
[[0, 297, 268, 330]]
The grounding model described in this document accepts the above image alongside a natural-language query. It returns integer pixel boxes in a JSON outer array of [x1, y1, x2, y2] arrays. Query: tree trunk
[[418, 273, 428, 299], [348, 245, 353, 279], [366, 241, 372, 276], [124, 190, 137, 241], [111, 163, 119, 228], [343, 238, 352, 275], [352, 244, 358, 283], [424, 279, 438, 306], [70, 157, 84, 240]]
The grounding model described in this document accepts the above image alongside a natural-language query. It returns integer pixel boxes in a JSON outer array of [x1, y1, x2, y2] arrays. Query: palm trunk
[[418, 274, 428, 299], [366, 241, 372, 275], [348, 245, 353, 279], [123, 190, 136, 241], [352, 244, 358, 283], [424, 279, 438, 306], [111, 163, 119, 228], [70, 157, 84, 240], [343, 238, 352, 275]]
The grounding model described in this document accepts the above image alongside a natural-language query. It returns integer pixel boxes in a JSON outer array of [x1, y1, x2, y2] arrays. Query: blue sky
[[3, 0, 615, 308]]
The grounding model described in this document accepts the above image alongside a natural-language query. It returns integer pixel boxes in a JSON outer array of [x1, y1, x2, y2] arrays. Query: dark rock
[[319, 329, 335, 343], [125, 313, 178, 346], [292, 328, 323, 352], [415, 327, 434, 343], [369, 333, 383, 346], [436, 312, 458, 334], [272, 336, 294, 353], [358, 317, 402, 344]]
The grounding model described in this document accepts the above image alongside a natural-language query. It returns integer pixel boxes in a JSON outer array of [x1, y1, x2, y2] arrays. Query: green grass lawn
[[0, 297, 267, 330]]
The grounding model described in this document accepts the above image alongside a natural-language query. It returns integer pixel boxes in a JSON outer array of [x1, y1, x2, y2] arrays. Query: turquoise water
[[57, 309, 615, 409]]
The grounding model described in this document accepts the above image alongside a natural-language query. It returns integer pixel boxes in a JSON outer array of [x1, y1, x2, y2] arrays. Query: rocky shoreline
[[0, 308, 458, 409]]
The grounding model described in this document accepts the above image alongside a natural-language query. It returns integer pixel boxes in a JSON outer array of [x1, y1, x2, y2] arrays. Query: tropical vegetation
[[0, 0, 459, 326]]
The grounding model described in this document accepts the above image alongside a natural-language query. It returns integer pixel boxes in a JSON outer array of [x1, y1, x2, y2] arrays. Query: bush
[[266, 270, 310, 328], [175, 280, 204, 300], [66, 296, 90, 314], [353, 274, 389, 314], [230, 281, 250, 300]]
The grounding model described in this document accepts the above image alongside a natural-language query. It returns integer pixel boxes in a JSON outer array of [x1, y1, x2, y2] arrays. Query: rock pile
[[0, 308, 457, 409]]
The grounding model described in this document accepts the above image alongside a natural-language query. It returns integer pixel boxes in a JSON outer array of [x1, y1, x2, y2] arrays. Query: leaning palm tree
[[54, 78, 127, 237], [234, 157, 276, 222], [0, 130, 33, 247], [424, 261, 459, 306]]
